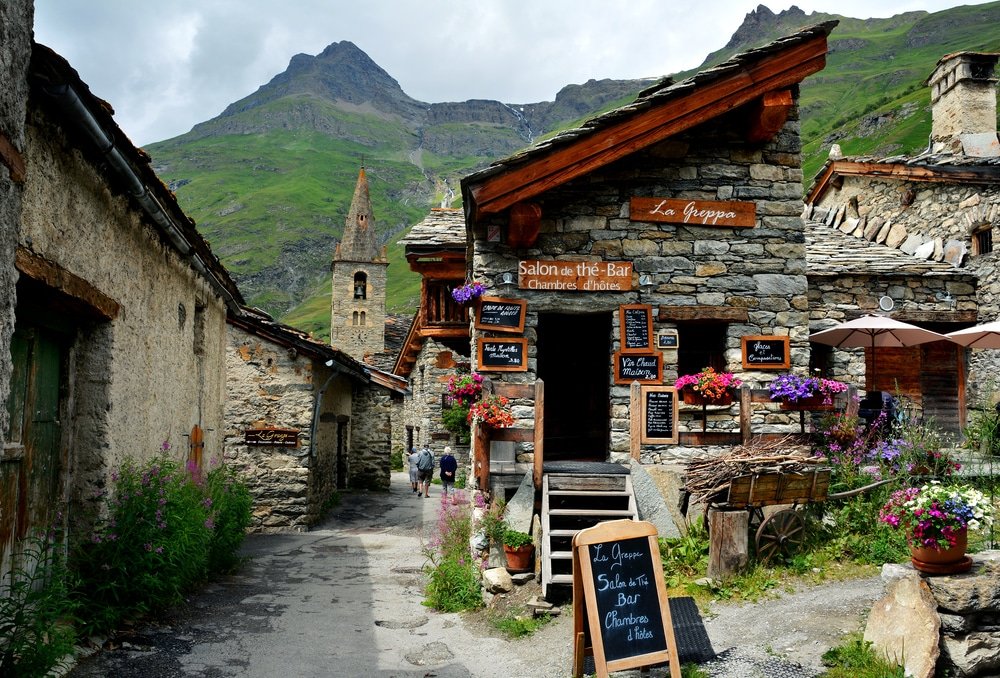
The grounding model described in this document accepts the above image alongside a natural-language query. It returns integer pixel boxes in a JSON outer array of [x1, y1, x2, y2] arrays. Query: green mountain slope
[[147, 3, 1000, 343]]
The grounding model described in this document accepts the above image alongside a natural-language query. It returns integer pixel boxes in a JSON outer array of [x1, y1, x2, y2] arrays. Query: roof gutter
[[42, 83, 242, 314]]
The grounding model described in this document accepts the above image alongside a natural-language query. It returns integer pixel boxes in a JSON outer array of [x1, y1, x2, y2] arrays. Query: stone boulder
[[482, 567, 513, 593], [864, 573, 940, 678]]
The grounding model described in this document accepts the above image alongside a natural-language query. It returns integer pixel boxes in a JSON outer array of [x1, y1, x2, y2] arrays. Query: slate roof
[[462, 21, 838, 191], [398, 208, 466, 250], [806, 215, 969, 278], [363, 312, 411, 373]]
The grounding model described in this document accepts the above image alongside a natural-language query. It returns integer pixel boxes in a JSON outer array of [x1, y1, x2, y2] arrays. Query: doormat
[[669, 596, 716, 664]]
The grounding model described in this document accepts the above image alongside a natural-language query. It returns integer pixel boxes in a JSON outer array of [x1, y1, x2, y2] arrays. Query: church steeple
[[331, 167, 387, 362]]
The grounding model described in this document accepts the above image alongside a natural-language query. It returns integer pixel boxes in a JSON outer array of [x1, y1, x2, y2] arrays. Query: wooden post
[[846, 385, 859, 418], [188, 424, 204, 471], [533, 379, 544, 491], [739, 385, 752, 445], [630, 381, 641, 460], [707, 509, 749, 580]]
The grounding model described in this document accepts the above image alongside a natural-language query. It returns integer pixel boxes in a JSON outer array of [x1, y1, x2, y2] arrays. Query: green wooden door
[[1, 324, 65, 569]]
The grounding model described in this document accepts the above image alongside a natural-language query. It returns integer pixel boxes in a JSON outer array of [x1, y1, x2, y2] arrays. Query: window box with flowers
[[467, 395, 515, 429], [880, 481, 994, 574], [451, 281, 486, 305], [674, 367, 742, 406], [767, 374, 848, 410]]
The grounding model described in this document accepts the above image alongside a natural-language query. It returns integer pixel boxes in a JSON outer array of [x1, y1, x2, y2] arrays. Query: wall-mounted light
[[496, 271, 517, 294], [638, 274, 655, 293]]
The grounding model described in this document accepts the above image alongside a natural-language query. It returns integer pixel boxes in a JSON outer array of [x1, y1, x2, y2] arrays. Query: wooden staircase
[[541, 467, 637, 599]]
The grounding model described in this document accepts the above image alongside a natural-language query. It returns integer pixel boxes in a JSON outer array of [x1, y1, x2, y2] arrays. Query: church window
[[354, 272, 367, 299], [352, 311, 359, 326], [360, 311, 366, 326]]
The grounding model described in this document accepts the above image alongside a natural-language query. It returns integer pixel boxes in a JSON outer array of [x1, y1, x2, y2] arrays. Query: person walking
[[407, 447, 420, 494], [439, 446, 457, 501], [416, 444, 435, 498]]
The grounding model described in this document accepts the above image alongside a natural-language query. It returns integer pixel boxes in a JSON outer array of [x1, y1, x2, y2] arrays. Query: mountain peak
[[724, 4, 809, 51]]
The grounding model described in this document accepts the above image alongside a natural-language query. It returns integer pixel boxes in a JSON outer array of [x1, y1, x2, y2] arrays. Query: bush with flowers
[[450, 281, 486, 304], [442, 372, 485, 443], [423, 490, 482, 612], [674, 367, 742, 402], [879, 481, 993, 551], [468, 394, 515, 429], [768, 373, 848, 405]]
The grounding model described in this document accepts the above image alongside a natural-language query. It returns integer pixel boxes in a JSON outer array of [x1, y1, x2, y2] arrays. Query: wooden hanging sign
[[629, 197, 756, 228], [614, 352, 662, 385], [639, 386, 678, 444], [244, 427, 300, 447], [478, 337, 528, 372], [741, 335, 790, 369], [518, 259, 632, 292], [475, 296, 526, 333], [571, 520, 681, 678]]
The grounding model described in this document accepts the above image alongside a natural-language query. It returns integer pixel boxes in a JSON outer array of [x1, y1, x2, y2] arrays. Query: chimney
[[927, 52, 1000, 157]]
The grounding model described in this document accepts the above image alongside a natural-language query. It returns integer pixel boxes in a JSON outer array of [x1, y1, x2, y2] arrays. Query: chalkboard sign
[[741, 335, 791, 369], [640, 386, 678, 444], [613, 352, 662, 385], [475, 296, 526, 334], [619, 304, 653, 353], [572, 520, 680, 677], [478, 337, 528, 372]]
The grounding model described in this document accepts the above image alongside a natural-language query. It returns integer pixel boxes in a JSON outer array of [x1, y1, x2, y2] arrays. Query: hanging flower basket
[[451, 281, 486, 305]]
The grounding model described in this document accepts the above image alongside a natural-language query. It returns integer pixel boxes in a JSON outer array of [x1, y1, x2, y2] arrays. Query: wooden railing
[[472, 378, 544, 492], [424, 281, 469, 326]]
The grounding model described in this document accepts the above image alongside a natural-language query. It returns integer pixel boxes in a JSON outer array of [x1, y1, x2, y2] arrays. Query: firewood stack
[[683, 436, 826, 505]]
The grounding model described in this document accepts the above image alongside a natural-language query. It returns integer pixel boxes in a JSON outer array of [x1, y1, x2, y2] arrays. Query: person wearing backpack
[[439, 446, 457, 501], [416, 445, 435, 498]]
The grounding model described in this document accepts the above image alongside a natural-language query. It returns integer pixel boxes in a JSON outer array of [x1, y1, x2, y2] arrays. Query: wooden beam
[[418, 326, 470, 339], [745, 89, 793, 143], [657, 306, 749, 322], [469, 36, 829, 215], [15, 246, 120, 319], [490, 428, 534, 443], [533, 379, 544, 491], [0, 132, 25, 184]]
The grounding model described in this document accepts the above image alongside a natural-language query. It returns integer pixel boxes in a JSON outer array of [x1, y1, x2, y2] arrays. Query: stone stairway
[[540, 462, 637, 599]]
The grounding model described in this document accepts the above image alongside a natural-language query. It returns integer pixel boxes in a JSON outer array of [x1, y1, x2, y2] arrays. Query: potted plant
[[879, 481, 993, 574], [501, 526, 534, 573], [674, 367, 742, 406], [767, 373, 848, 409], [467, 395, 515, 429], [441, 372, 484, 443], [450, 281, 486, 305]]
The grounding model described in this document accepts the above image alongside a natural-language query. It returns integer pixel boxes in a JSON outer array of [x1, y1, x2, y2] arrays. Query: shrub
[[423, 492, 482, 612], [502, 528, 532, 549], [0, 533, 78, 676], [205, 462, 253, 573]]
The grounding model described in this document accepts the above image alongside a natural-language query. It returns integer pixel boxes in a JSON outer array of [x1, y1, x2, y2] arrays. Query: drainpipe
[[310, 359, 339, 458], [41, 83, 241, 313]]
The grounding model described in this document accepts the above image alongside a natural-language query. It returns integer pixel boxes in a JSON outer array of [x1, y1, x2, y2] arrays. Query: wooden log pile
[[684, 436, 825, 505]]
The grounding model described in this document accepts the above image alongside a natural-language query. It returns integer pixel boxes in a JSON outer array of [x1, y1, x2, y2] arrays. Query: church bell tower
[[330, 167, 387, 360]]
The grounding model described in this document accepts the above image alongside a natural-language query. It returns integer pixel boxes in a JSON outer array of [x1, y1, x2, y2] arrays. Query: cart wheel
[[755, 509, 805, 562]]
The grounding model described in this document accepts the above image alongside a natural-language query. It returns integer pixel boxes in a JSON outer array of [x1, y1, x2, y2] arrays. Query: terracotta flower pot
[[503, 544, 534, 573], [910, 528, 971, 574], [682, 389, 733, 406]]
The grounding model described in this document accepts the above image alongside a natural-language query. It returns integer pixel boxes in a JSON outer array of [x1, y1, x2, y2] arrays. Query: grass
[[489, 611, 552, 638], [820, 634, 905, 677]]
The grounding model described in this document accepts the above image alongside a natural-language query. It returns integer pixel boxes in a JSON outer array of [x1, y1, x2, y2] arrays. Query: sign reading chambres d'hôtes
[[518, 259, 633, 291]]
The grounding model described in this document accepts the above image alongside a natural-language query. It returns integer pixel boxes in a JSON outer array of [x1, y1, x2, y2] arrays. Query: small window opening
[[354, 272, 367, 299], [352, 311, 359, 326], [360, 311, 366, 326], [974, 226, 993, 255], [677, 322, 726, 377]]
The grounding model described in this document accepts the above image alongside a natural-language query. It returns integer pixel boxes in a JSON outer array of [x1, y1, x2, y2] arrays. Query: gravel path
[[66, 473, 887, 677]]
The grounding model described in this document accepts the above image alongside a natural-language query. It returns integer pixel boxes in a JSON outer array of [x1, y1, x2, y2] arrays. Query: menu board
[[741, 335, 790, 369], [475, 297, 526, 334], [478, 337, 528, 372], [614, 352, 662, 385], [572, 520, 680, 677], [620, 304, 653, 353], [640, 386, 678, 444]]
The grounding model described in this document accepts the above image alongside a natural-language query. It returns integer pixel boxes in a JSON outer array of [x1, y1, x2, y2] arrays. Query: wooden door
[[2, 324, 66, 572]]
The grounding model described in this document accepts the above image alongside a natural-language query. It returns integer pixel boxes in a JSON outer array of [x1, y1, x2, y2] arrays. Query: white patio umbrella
[[945, 320, 1000, 348], [809, 314, 950, 385]]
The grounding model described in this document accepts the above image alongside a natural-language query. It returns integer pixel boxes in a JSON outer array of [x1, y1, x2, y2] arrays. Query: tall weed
[[423, 491, 482, 612]]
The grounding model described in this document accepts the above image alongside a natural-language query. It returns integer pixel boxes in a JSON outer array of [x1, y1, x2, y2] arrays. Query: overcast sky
[[33, 1, 996, 146]]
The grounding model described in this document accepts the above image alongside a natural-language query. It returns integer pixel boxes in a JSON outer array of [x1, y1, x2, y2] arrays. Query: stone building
[[1, 37, 244, 567], [459, 22, 837, 472], [392, 208, 470, 454], [805, 51, 1000, 433], [226, 307, 405, 532], [331, 167, 388, 362]]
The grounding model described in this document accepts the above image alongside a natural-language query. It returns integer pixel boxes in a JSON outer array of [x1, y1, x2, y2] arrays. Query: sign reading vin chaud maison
[[629, 197, 756, 228], [518, 259, 633, 291]]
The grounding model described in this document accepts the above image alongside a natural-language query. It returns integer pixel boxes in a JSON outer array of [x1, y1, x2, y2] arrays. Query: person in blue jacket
[[439, 446, 458, 501]]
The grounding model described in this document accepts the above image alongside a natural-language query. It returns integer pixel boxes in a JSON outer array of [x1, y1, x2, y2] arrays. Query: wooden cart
[[709, 468, 832, 561]]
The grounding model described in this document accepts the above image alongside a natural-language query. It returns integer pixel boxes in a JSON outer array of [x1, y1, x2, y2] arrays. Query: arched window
[[354, 272, 367, 299], [352, 311, 359, 326], [360, 311, 367, 326]]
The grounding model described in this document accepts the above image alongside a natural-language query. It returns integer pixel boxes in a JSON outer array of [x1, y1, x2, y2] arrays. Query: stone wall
[[471, 107, 810, 461], [20, 108, 229, 521], [225, 324, 353, 532], [395, 338, 472, 454], [330, 260, 387, 361], [0, 0, 32, 442], [349, 382, 393, 490], [867, 554, 1000, 677]]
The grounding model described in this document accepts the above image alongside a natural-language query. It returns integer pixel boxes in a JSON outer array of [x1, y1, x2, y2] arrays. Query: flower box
[[674, 367, 741, 406], [681, 389, 734, 406], [778, 394, 834, 411]]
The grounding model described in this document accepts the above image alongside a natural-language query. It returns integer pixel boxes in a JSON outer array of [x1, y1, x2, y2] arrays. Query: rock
[[504, 471, 534, 535], [880, 562, 912, 581], [940, 631, 1000, 677], [943, 240, 968, 267], [885, 222, 908, 249], [864, 573, 940, 678], [629, 460, 681, 538], [511, 572, 535, 585], [899, 234, 923, 255], [527, 596, 553, 610], [925, 564, 1000, 614], [482, 567, 513, 593]]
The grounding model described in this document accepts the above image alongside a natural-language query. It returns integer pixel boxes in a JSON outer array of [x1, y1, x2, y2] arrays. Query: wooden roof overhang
[[806, 159, 1000, 204], [461, 21, 837, 222]]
